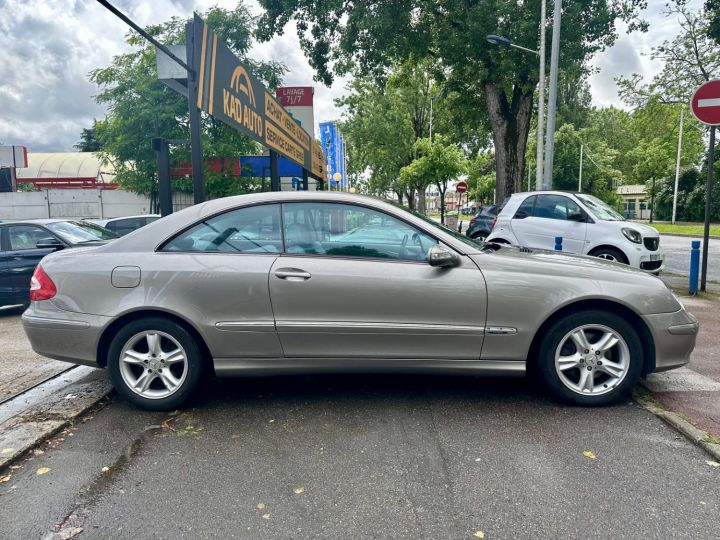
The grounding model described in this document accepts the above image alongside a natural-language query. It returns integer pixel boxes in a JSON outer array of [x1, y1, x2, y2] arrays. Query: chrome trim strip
[[215, 321, 276, 330], [485, 326, 518, 335], [21, 315, 90, 330], [275, 321, 485, 333]]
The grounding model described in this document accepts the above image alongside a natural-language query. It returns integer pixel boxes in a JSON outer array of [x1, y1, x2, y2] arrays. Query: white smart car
[[486, 191, 664, 273]]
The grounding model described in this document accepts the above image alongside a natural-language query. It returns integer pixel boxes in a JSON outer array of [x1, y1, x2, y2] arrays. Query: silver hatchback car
[[22, 192, 698, 410]]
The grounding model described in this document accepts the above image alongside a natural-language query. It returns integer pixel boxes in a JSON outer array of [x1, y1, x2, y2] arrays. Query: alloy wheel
[[119, 330, 188, 399], [554, 324, 630, 396]]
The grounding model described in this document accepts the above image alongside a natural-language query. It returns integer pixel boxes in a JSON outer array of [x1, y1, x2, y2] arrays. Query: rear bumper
[[21, 302, 108, 367], [642, 309, 699, 372]]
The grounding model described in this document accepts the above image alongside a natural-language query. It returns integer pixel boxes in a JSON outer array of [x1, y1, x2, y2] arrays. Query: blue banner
[[319, 121, 346, 188]]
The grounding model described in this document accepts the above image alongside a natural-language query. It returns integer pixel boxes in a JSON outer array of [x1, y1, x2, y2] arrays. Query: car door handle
[[274, 268, 311, 281]]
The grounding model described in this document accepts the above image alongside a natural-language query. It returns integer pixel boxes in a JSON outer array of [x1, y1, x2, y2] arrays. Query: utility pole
[[542, 0, 562, 190], [535, 0, 546, 191], [672, 107, 684, 224], [578, 144, 583, 192]]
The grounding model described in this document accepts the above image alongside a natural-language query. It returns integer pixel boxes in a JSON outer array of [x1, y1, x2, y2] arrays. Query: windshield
[[576, 194, 625, 221], [397, 205, 485, 250], [47, 221, 118, 244]]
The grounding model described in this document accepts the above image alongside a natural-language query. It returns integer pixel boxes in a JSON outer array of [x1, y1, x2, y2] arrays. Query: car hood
[[480, 243, 647, 275]]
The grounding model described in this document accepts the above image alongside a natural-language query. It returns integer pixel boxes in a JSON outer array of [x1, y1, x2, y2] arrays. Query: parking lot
[[662, 235, 720, 282]]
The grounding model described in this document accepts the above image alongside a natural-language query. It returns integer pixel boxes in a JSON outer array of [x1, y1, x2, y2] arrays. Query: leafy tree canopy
[[90, 5, 286, 197]]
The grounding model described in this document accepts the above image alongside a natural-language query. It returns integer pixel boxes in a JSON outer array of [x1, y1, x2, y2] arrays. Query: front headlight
[[621, 227, 642, 244]]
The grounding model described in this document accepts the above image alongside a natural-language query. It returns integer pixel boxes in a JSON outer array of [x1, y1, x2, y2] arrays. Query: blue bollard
[[555, 236, 563, 251], [689, 240, 701, 294]]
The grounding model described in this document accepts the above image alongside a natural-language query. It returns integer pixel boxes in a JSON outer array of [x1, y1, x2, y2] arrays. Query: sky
[[0, 0, 703, 153]]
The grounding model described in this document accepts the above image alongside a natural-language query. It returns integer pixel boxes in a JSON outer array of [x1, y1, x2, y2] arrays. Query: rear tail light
[[470, 218, 477, 225], [491, 217, 497, 230], [29, 265, 57, 301]]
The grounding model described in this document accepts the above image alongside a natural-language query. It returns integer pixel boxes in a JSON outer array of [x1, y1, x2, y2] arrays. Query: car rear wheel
[[537, 310, 643, 406], [591, 247, 628, 264], [108, 317, 203, 411], [471, 233, 487, 241]]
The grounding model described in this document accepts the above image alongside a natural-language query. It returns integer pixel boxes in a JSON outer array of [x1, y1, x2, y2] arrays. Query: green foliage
[[257, 0, 646, 199], [708, 0, 720, 44], [74, 122, 102, 152], [399, 135, 465, 220], [618, 2, 719, 106], [90, 5, 286, 196], [466, 152, 496, 206]]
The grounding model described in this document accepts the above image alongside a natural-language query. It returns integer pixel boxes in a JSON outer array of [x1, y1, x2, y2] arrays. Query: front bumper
[[628, 242, 664, 273], [642, 309, 699, 372], [21, 302, 109, 367]]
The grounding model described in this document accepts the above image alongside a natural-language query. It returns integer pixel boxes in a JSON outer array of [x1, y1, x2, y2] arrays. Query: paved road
[[1, 375, 719, 539], [661, 234, 720, 281]]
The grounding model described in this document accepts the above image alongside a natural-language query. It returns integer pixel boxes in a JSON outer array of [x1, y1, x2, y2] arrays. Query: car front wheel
[[537, 310, 643, 406], [108, 317, 203, 410]]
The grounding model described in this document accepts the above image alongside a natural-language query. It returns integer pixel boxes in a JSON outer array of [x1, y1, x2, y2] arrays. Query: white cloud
[[0, 0, 703, 151]]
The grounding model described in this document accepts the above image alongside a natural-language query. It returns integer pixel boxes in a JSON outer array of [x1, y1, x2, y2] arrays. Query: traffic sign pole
[[691, 80, 720, 292], [701, 125, 715, 292]]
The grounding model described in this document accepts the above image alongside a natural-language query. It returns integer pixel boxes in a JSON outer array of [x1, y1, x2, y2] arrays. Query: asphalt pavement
[[661, 234, 720, 282], [1, 375, 719, 539]]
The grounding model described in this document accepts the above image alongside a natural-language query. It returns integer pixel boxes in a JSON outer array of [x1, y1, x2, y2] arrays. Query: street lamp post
[[486, 0, 548, 192], [542, 0, 562, 190]]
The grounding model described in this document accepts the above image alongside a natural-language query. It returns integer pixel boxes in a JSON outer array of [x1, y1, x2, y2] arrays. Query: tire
[[591, 247, 628, 264], [471, 233, 487, 242], [536, 310, 643, 406], [108, 317, 204, 411]]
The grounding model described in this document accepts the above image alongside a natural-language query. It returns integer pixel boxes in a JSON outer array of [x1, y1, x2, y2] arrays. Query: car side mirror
[[428, 244, 460, 268], [36, 237, 64, 250], [513, 210, 529, 219], [567, 212, 585, 222]]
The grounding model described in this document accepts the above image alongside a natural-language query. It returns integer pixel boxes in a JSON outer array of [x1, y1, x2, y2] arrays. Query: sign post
[[456, 181, 468, 232], [691, 80, 720, 292]]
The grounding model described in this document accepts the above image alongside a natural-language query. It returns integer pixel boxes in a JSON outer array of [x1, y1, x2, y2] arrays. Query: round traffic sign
[[691, 80, 720, 126], [456, 181, 468, 193]]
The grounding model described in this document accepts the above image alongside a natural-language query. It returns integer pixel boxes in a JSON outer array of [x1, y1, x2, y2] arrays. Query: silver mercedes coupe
[[22, 192, 698, 410]]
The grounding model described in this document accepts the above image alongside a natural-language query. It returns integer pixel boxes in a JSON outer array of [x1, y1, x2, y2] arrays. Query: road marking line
[[698, 98, 720, 108]]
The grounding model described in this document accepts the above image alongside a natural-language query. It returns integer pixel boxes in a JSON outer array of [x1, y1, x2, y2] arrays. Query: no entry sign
[[691, 80, 720, 126], [456, 181, 468, 193]]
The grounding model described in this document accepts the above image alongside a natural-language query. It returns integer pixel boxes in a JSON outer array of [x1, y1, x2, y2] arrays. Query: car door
[[269, 201, 487, 359], [0, 225, 15, 305], [159, 203, 284, 358], [6, 224, 62, 298], [511, 194, 588, 252], [507, 195, 539, 246]]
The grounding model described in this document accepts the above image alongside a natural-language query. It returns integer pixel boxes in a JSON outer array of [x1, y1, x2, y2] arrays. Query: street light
[[487, 26, 546, 192]]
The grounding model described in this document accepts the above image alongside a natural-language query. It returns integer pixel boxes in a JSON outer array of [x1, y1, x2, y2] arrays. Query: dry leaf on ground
[[582, 451, 597, 460], [0, 474, 11, 483], [1, 448, 13, 455], [705, 460, 720, 468], [473, 531, 485, 538], [36, 467, 50, 475], [293, 487, 305, 494]]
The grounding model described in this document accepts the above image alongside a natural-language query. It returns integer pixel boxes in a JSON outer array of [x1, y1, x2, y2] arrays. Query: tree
[[74, 122, 102, 152], [337, 60, 438, 208], [708, 0, 720, 44], [90, 5, 285, 197], [466, 152, 496, 207], [617, 2, 720, 106], [257, 0, 647, 201], [400, 136, 465, 223]]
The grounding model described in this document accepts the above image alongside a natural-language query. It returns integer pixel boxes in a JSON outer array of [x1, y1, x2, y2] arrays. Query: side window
[[106, 218, 143, 236], [534, 195, 582, 220], [282, 203, 436, 261], [8, 225, 52, 250], [514, 196, 536, 218], [162, 204, 282, 253]]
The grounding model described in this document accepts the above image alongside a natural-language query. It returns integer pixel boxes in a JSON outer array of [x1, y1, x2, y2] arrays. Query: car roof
[[98, 214, 161, 221], [512, 190, 582, 197], [93, 191, 482, 256], [0, 218, 77, 225]]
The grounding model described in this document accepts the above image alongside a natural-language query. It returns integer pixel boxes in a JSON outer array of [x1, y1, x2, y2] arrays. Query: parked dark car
[[465, 205, 501, 241], [87, 214, 161, 237], [0, 219, 117, 307]]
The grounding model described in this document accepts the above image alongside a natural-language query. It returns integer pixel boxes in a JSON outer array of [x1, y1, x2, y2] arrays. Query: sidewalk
[[643, 293, 720, 439]]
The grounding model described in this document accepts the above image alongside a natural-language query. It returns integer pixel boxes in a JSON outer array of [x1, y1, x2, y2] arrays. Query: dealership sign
[[191, 15, 324, 178]]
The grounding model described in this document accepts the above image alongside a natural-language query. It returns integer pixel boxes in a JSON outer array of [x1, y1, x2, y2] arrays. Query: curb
[[660, 233, 720, 241], [0, 368, 113, 471], [635, 388, 720, 461]]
